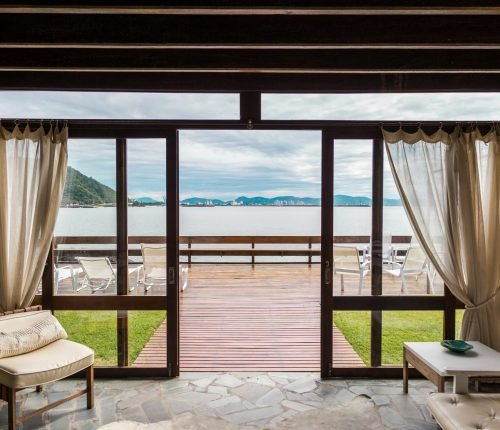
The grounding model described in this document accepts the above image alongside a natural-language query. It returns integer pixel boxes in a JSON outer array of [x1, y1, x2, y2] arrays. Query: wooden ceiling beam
[[1, 71, 499, 93], [1, 48, 499, 73], [1, 14, 499, 47], [2, 1, 500, 15]]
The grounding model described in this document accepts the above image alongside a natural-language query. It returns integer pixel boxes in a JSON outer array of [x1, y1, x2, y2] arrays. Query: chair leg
[[358, 275, 363, 295], [36, 385, 42, 393], [401, 274, 408, 294], [340, 275, 344, 293], [86, 366, 94, 410], [7, 387, 16, 430]]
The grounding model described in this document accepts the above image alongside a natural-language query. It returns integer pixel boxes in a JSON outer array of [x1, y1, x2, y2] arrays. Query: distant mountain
[[132, 196, 162, 204], [181, 194, 402, 206], [334, 194, 371, 206], [235, 196, 321, 206], [181, 197, 227, 206], [61, 166, 116, 206]]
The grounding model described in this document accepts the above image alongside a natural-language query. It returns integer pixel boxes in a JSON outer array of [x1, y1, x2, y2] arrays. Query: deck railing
[[54, 235, 412, 266]]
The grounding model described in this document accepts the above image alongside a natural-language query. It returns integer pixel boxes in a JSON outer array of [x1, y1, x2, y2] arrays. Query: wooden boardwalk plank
[[133, 264, 365, 370]]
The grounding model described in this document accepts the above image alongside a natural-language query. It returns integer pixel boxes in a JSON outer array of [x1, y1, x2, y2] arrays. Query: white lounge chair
[[383, 246, 434, 293], [141, 244, 188, 293], [37, 265, 82, 294], [76, 257, 140, 293], [333, 245, 370, 295], [362, 233, 394, 268]]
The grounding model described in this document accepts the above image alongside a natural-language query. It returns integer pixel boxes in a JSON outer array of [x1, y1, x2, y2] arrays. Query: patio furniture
[[383, 246, 433, 294], [427, 393, 500, 430], [76, 257, 140, 293], [333, 245, 370, 295], [403, 341, 500, 394], [0, 306, 94, 430], [141, 244, 188, 292], [362, 233, 395, 268], [37, 265, 82, 293]]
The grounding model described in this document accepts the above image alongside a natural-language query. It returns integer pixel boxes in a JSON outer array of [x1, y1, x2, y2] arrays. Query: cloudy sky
[[1, 91, 499, 200]]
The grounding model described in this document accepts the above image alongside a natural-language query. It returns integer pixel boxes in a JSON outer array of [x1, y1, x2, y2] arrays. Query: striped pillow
[[0, 313, 68, 358]]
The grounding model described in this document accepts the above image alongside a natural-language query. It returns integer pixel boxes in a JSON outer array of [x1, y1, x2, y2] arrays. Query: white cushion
[[0, 310, 67, 358], [427, 393, 500, 430], [0, 339, 94, 388]]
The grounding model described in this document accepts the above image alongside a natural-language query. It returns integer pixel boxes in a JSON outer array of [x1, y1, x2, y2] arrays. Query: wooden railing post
[[251, 239, 255, 267], [308, 237, 312, 267]]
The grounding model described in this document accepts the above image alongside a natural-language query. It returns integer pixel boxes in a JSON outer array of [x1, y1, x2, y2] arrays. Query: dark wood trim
[[93, 366, 171, 378], [2, 14, 499, 47], [1, 119, 496, 139], [116, 138, 129, 367], [370, 138, 384, 367], [52, 296, 169, 310], [3, 2, 500, 15], [331, 295, 445, 310], [2, 72, 500, 93], [443, 285, 456, 340], [321, 129, 334, 377], [240, 92, 261, 123], [166, 130, 179, 377], [41, 239, 54, 310], [329, 366, 431, 378], [3, 49, 500, 73]]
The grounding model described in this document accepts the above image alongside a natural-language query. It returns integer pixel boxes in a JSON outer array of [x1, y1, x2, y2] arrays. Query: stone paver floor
[[0, 372, 466, 429]]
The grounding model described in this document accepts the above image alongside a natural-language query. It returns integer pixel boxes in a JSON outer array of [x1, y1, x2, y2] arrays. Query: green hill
[[61, 166, 116, 206]]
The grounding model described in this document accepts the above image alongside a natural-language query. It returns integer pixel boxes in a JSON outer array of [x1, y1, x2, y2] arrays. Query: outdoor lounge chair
[[362, 233, 395, 268], [383, 246, 434, 294], [37, 265, 82, 294], [141, 244, 188, 293], [76, 257, 140, 293], [333, 245, 370, 295]]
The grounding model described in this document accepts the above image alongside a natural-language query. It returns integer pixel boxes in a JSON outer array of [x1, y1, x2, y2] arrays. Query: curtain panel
[[383, 126, 500, 350], [0, 123, 68, 311]]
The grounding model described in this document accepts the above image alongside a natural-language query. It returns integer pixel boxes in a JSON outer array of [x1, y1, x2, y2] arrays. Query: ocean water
[[54, 206, 412, 237]]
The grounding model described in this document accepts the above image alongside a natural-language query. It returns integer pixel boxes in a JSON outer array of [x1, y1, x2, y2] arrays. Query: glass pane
[[128, 311, 167, 367], [128, 139, 167, 296], [0, 91, 239, 119], [382, 146, 444, 295], [262, 93, 500, 121], [54, 139, 117, 296], [333, 311, 370, 367], [333, 140, 372, 296], [55, 311, 117, 366], [382, 311, 443, 365]]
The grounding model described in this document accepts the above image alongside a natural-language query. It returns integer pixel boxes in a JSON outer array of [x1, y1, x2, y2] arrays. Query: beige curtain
[[383, 125, 500, 350], [0, 123, 68, 312]]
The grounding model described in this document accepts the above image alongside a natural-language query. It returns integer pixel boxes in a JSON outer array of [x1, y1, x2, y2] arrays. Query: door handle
[[325, 260, 331, 285], [168, 267, 176, 284]]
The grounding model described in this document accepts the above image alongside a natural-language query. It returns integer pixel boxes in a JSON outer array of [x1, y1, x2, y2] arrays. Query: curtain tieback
[[465, 287, 500, 311]]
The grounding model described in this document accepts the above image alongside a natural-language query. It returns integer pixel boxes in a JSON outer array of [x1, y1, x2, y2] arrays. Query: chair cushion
[[427, 393, 500, 430], [0, 311, 67, 358], [0, 339, 94, 388]]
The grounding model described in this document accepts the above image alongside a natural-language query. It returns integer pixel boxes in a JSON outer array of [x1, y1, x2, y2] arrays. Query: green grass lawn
[[334, 310, 465, 365], [55, 311, 166, 366]]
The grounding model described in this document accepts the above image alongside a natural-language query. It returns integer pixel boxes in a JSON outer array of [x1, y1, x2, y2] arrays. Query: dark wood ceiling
[[1, 2, 499, 92]]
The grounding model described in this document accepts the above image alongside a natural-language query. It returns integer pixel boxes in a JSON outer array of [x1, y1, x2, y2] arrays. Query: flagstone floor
[[0, 372, 463, 430]]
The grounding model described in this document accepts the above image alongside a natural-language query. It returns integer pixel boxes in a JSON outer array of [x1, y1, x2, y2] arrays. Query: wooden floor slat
[[133, 264, 365, 370]]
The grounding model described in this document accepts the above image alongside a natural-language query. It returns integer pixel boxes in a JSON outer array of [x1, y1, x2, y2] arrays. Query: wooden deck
[[134, 264, 366, 370], [52, 262, 441, 370]]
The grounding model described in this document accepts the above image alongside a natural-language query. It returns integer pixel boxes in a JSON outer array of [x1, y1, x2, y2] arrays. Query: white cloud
[[2, 91, 498, 200]]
